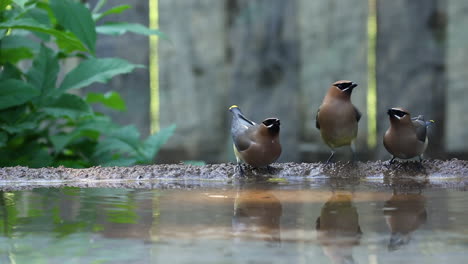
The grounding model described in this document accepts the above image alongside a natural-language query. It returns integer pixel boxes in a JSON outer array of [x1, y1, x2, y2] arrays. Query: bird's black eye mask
[[334, 82, 357, 92], [262, 118, 280, 127], [262, 118, 280, 133], [387, 109, 408, 119]]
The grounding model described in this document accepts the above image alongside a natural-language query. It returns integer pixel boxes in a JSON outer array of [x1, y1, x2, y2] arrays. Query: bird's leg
[[350, 142, 357, 163], [417, 155, 424, 169], [236, 162, 245, 177], [384, 156, 396, 169], [266, 165, 274, 174], [326, 150, 335, 164]]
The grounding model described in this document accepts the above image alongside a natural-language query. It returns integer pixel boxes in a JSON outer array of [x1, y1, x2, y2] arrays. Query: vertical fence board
[[376, 0, 446, 159], [298, 0, 369, 160], [158, 0, 228, 162], [446, 0, 468, 153], [225, 0, 300, 162]]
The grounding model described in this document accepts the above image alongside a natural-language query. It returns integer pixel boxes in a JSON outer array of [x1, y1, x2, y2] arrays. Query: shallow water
[[0, 181, 467, 264]]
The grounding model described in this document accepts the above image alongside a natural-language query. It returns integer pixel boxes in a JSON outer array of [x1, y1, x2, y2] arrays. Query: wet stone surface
[[0, 159, 467, 190]]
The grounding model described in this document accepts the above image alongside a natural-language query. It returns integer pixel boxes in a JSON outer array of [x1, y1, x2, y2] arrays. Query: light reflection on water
[[0, 182, 467, 264]]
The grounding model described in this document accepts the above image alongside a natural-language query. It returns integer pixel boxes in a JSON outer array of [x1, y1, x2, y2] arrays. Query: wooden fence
[[94, 0, 467, 163]]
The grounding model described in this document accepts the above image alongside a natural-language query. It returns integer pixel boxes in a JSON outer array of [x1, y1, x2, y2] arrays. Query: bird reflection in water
[[383, 190, 427, 251], [232, 189, 282, 245], [316, 192, 362, 264]]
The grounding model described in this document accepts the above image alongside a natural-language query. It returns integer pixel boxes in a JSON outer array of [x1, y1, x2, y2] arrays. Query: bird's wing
[[354, 106, 362, 123], [231, 114, 256, 152], [411, 116, 427, 143], [315, 108, 320, 129], [237, 113, 256, 127], [232, 131, 252, 152]]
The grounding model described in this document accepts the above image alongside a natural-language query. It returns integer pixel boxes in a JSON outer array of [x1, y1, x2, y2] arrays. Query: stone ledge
[[0, 159, 466, 190]]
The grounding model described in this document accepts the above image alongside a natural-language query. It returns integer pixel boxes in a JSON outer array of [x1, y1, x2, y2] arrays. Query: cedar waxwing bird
[[383, 192, 427, 251], [232, 190, 282, 244], [229, 105, 282, 175], [316, 192, 362, 264], [383, 108, 434, 164], [316, 81, 361, 163]]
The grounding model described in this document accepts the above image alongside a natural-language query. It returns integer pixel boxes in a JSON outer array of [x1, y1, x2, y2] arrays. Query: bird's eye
[[262, 118, 280, 127], [335, 82, 352, 90], [393, 110, 407, 118]]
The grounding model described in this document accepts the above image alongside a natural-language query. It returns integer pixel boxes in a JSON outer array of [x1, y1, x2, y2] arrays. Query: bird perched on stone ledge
[[383, 107, 434, 164], [316, 80, 361, 163], [229, 105, 281, 176]]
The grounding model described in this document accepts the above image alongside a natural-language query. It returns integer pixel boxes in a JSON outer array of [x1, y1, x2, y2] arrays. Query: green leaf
[[1, 121, 37, 134], [141, 124, 176, 161], [96, 22, 167, 39], [50, 116, 118, 153], [0, 131, 7, 148], [1, 0, 12, 10], [36, 1, 57, 27], [0, 79, 39, 110], [23, 7, 52, 41], [12, 0, 28, 8], [1, 35, 40, 50], [0, 104, 27, 124], [50, 131, 80, 153], [94, 125, 140, 157], [0, 18, 88, 52], [59, 58, 143, 92], [0, 48, 33, 63], [50, 0, 96, 53], [108, 125, 141, 150], [76, 115, 116, 134], [0, 63, 23, 81], [26, 45, 59, 103], [94, 5, 131, 21], [86, 91, 126, 111], [15, 143, 53, 168], [93, 138, 136, 157], [43, 94, 92, 119], [26, 5, 52, 26]]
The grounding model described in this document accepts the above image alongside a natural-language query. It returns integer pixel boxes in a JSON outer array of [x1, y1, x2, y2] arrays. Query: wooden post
[[376, 0, 446, 159]]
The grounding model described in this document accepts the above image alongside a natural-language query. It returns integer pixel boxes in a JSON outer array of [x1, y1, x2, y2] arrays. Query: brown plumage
[[232, 190, 282, 244], [229, 105, 281, 175], [383, 192, 427, 251], [316, 192, 362, 264], [316, 80, 361, 162], [383, 108, 432, 163]]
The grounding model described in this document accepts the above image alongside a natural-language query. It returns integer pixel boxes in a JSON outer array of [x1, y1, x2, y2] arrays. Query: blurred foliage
[[0, 0, 174, 167], [0, 188, 154, 263]]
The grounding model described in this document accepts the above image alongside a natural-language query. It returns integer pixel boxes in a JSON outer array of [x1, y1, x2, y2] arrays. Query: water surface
[[0, 181, 467, 263]]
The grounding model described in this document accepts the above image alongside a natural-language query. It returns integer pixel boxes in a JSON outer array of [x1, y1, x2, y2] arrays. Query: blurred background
[[89, 0, 466, 163]]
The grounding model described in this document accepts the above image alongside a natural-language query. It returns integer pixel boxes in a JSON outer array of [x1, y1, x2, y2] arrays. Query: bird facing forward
[[229, 105, 281, 175], [316, 80, 361, 163], [383, 108, 433, 164]]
